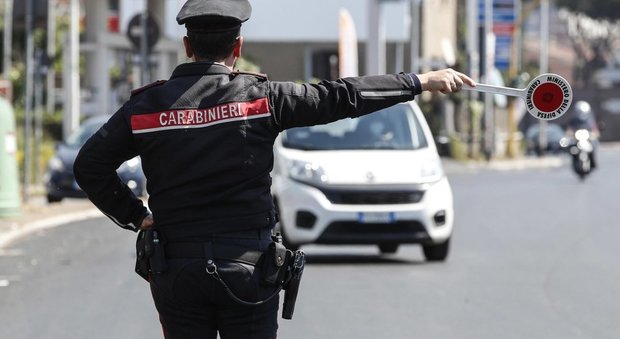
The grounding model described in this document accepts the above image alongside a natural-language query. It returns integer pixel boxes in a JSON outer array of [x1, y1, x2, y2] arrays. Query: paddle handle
[[463, 84, 525, 98]]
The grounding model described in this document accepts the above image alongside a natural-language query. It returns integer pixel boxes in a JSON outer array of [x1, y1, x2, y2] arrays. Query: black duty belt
[[155, 211, 278, 241], [165, 242, 264, 265]]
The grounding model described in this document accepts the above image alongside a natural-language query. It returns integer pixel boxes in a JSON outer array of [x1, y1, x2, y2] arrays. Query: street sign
[[126, 13, 160, 51], [478, 0, 517, 71]]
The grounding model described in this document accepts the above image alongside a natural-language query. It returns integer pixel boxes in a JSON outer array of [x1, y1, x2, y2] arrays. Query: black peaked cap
[[176, 0, 252, 26]]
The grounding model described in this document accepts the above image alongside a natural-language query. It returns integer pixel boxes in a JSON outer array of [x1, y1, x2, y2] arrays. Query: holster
[[282, 249, 305, 319], [135, 229, 168, 281]]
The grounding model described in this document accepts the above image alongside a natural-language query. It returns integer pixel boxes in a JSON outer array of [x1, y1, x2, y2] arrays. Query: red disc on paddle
[[532, 82, 564, 112]]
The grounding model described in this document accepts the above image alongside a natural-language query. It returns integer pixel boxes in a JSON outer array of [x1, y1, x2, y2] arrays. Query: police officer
[[73, 0, 475, 338]]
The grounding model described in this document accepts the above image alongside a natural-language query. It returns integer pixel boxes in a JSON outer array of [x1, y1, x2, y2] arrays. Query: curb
[[0, 208, 101, 249], [442, 155, 565, 174]]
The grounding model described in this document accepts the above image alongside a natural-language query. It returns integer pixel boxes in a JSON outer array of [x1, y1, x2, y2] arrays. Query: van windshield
[[282, 104, 428, 151]]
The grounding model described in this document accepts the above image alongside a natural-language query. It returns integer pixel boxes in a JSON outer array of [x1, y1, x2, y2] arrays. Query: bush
[[449, 135, 469, 161], [14, 107, 64, 186]]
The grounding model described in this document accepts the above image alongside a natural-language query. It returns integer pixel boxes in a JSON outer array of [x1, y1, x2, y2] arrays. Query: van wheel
[[378, 244, 399, 254], [422, 238, 450, 262]]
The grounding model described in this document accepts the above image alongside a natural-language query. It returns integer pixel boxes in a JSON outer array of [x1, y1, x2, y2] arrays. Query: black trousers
[[149, 229, 279, 339]]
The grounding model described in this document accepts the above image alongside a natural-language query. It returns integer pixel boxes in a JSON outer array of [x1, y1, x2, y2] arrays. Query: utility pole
[[466, 0, 481, 158], [140, 0, 150, 85], [466, 0, 479, 83], [366, 0, 386, 75], [483, 0, 495, 160], [3, 0, 13, 80], [47, 0, 57, 114], [537, 0, 549, 156], [410, 0, 421, 74], [506, 0, 522, 158], [63, 0, 80, 140], [539, 0, 549, 78], [34, 50, 44, 186], [23, 0, 34, 202]]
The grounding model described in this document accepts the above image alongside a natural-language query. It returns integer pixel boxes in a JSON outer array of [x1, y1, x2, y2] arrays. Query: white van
[[271, 101, 454, 261]]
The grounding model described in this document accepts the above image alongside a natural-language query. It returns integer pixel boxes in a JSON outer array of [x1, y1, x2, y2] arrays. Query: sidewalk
[[0, 154, 565, 248], [0, 197, 100, 248], [442, 154, 565, 174]]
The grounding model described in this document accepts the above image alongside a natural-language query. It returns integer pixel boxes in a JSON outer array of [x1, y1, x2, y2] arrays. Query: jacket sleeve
[[73, 110, 149, 232], [268, 73, 421, 131]]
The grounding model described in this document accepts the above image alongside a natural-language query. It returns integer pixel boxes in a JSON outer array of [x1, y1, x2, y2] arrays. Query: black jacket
[[73, 62, 421, 234]]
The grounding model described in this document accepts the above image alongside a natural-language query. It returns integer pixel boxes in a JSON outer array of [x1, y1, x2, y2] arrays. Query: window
[[283, 103, 428, 151]]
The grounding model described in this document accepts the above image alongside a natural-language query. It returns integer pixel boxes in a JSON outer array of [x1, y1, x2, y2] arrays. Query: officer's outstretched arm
[[270, 68, 474, 131]]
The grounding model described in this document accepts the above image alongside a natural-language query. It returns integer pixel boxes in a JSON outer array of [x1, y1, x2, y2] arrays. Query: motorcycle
[[560, 129, 594, 180]]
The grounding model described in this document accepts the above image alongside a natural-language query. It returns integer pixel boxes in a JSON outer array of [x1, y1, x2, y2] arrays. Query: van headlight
[[287, 160, 328, 187], [420, 159, 444, 183]]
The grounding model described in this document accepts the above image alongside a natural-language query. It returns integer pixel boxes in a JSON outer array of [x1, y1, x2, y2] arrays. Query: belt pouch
[[135, 230, 153, 281], [260, 241, 288, 286]]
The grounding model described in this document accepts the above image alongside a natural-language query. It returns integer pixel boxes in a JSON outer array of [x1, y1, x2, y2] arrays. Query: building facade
[[76, 0, 457, 115]]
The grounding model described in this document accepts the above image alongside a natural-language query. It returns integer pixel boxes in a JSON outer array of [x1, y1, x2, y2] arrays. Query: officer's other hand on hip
[[140, 213, 154, 230], [418, 68, 476, 94]]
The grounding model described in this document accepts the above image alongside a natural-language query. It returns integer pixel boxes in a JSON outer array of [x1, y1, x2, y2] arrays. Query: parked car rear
[[44, 115, 147, 203]]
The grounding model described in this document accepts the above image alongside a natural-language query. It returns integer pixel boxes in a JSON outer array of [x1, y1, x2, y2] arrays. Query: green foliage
[[418, 99, 437, 135], [8, 62, 25, 107], [14, 106, 64, 184], [4, 27, 52, 108], [236, 57, 261, 73], [556, 0, 620, 21], [449, 135, 469, 161], [14, 107, 65, 142]]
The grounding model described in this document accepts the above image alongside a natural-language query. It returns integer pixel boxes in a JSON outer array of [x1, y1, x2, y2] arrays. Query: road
[[1, 144, 619, 339]]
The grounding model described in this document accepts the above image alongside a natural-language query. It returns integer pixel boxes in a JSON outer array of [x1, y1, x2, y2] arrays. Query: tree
[[556, 0, 620, 21], [554, 0, 620, 87]]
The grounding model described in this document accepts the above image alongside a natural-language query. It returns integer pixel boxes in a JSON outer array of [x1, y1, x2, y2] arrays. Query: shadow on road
[[304, 252, 424, 266]]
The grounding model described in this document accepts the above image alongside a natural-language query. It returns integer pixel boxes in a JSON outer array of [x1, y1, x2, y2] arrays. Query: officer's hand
[[140, 213, 154, 230], [418, 68, 476, 94]]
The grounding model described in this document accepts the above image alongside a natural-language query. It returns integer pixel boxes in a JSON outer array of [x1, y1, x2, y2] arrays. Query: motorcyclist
[[565, 100, 599, 169]]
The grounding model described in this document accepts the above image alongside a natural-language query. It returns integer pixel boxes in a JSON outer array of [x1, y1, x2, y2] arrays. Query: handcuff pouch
[[260, 240, 289, 286]]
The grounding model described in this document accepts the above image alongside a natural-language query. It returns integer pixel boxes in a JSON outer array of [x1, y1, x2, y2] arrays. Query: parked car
[[592, 65, 620, 89], [271, 102, 454, 261], [44, 115, 147, 203], [524, 123, 565, 155]]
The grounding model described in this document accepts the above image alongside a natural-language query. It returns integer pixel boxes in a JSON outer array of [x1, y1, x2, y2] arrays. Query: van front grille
[[322, 189, 425, 205]]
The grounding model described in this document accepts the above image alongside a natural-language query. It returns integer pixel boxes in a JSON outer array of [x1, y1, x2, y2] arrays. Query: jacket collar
[[171, 62, 232, 78]]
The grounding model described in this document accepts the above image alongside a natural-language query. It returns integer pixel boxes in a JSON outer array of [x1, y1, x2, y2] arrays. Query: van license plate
[[357, 212, 396, 224]]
